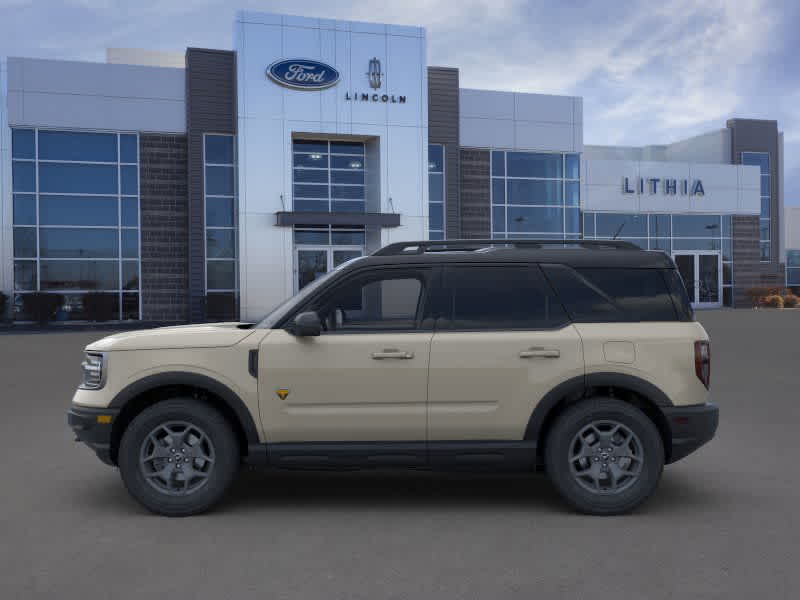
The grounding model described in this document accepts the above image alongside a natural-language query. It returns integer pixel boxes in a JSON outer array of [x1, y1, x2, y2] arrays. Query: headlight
[[80, 352, 106, 390]]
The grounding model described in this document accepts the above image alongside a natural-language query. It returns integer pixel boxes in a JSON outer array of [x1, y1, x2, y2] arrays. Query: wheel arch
[[108, 372, 260, 466]]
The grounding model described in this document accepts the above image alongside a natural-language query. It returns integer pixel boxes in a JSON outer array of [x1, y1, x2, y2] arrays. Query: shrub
[[0, 292, 7, 322], [762, 295, 784, 309], [82, 292, 118, 322], [782, 294, 799, 308], [21, 293, 64, 324], [746, 287, 770, 307]]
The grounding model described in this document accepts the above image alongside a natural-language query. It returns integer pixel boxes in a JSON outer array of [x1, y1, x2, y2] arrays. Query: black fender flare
[[108, 371, 260, 445]]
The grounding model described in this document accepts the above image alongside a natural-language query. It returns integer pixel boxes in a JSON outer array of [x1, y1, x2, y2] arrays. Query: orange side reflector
[[96, 415, 113, 424]]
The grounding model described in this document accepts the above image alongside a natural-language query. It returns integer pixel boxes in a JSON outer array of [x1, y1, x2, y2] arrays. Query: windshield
[[256, 255, 368, 328]]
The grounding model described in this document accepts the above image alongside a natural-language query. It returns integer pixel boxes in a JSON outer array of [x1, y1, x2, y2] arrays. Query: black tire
[[544, 398, 664, 515], [118, 398, 240, 517]]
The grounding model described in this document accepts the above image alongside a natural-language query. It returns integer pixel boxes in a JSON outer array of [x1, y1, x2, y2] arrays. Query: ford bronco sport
[[68, 239, 718, 516]]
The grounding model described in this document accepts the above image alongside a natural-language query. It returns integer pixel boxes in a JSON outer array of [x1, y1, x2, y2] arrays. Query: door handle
[[519, 347, 560, 359], [371, 349, 414, 360]]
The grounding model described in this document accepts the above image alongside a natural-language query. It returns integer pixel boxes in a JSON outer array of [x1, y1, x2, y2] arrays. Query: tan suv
[[68, 239, 717, 516]]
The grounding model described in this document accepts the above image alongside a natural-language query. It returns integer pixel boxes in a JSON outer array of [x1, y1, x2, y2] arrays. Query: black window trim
[[435, 262, 572, 333]]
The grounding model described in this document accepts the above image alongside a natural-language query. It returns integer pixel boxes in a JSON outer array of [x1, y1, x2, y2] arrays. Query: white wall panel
[[460, 89, 514, 120], [349, 32, 388, 126], [459, 117, 514, 149], [514, 121, 574, 152]]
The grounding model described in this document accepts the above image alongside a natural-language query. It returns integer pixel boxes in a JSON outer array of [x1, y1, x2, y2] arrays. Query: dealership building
[[0, 10, 792, 322]]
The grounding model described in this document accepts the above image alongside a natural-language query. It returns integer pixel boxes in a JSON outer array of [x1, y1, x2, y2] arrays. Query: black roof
[[351, 239, 675, 270]]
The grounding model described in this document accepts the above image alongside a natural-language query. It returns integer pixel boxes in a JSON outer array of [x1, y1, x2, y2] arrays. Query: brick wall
[[139, 134, 189, 322], [732, 215, 787, 307], [459, 149, 490, 238]]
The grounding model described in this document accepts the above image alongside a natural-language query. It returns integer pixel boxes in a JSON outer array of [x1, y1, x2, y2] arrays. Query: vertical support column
[[427, 67, 460, 239], [459, 148, 490, 238]]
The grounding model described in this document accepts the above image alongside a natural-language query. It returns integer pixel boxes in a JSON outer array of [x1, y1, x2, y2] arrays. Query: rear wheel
[[118, 399, 239, 516], [545, 398, 664, 515]]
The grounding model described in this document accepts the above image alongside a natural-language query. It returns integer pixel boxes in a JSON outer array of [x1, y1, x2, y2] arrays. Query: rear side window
[[441, 265, 568, 330], [662, 268, 694, 321], [542, 265, 681, 322]]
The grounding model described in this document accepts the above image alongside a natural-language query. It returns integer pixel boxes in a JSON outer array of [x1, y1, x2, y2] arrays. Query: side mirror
[[292, 311, 322, 337]]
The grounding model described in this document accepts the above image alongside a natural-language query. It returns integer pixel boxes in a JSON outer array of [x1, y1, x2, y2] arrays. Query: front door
[[295, 246, 363, 291], [259, 267, 434, 443], [674, 252, 721, 308]]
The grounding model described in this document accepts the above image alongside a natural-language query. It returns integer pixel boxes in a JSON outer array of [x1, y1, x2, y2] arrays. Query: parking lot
[[1, 309, 799, 599]]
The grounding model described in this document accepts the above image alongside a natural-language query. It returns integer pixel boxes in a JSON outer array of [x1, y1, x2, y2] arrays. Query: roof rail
[[373, 238, 641, 256]]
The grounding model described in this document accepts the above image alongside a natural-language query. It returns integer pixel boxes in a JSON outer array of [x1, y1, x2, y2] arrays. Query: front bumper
[[663, 401, 719, 463], [67, 405, 120, 466]]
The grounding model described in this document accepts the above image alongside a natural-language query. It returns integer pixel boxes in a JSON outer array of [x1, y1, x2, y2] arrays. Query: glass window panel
[[207, 260, 236, 290], [492, 207, 505, 233], [332, 250, 361, 268], [507, 206, 564, 233], [122, 293, 140, 320], [206, 197, 234, 227], [14, 261, 37, 291], [39, 163, 117, 194], [13, 194, 36, 225], [40, 260, 119, 290], [122, 261, 139, 290], [13, 227, 37, 258], [294, 230, 329, 245], [565, 207, 580, 234], [721, 215, 732, 237], [121, 197, 139, 227], [722, 238, 732, 261], [294, 183, 329, 199], [331, 185, 364, 200], [330, 155, 362, 169], [741, 152, 769, 174], [723, 287, 733, 307], [761, 197, 770, 218], [760, 242, 770, 261], [723, 263, 732, 285], [429, 231, 444, 241], [650, 238, 671, 253], [492, 179, 505, 205], [121, 229, 139, 258], [672, 238, 721, 251], [207, 229, 236, 259], [294, 153, 329, 168], [205, 166, 235, 195], [565, 181, 580, 207], [40, 228, 118, 258], [649, 214, 671, 237], [330, 141, 364, 155], [507, 179, 562, 206], [331, 200, 365, 213], [12, 161, 35, 192], [787, 268, 800, 285], [121, 165, 138, 195], [332, 170, 365, 185], [429, 203, 444, 231], [205, 135, 234, 164], [491, 151, 505, 177], [577, 268, 678, 321], [293, 140, 328, 154], [429, 173, 444, 204], [787, 251, 800, 268], [12, 129, 35, 159], [38, 131, 117, 162], [672, 214, 722, 237], [293, 168, 329, 184], [331, 230, 366, 245], [595, 213, 647, 238], [428, 144, 444, 172], [120, 134, 138, 163], [565, 154, 580, 179], [760, 175, 770, 197], [760, 220, 770, 240], [294, 199, 328, 212], [40, 195, 118, 226], [507, 152, 562, 179], [583, 213, 595, 237]]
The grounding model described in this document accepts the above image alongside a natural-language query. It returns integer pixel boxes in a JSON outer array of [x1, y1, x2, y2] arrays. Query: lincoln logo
[[367, 57, 382, 89], [266, 59, 341, 90]]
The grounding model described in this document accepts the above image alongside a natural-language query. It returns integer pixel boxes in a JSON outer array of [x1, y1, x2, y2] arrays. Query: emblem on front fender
[[275, 389, 290, 400]]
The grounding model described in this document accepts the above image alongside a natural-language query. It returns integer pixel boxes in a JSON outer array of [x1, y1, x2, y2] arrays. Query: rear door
[[427, 264, 584, 441]]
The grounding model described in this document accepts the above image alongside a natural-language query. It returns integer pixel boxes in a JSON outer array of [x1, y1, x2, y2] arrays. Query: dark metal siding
[[427, 67, 460, 239], [459, 149, 491, 238], [186, 48, 237, 322]]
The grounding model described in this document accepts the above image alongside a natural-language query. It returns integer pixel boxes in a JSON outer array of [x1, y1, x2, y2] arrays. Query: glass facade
[[293, 225, 365, 290], [204, 134, 238, 306], [583, 212, 734, 306], [742, 152, 770, 261], [787, 250, 800, 287], [292, 140, 365, 213], [11, 128, 140, 320], [491, 150, 580, 239], [428, 144, 445, 240]]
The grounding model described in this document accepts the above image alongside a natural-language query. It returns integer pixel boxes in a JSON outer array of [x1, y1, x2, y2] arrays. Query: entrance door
[[673, 252, 721, 308], [295, 246, 363, 291]]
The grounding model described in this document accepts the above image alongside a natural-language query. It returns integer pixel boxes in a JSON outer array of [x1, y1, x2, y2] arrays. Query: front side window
[[441, 266, 567, 330]]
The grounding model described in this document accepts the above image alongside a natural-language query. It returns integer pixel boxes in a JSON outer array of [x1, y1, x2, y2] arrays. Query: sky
[[1, 0, 798, 204]]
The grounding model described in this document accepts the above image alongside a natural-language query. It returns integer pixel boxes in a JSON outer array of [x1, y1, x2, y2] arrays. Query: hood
[[86, 322, 258, 352]]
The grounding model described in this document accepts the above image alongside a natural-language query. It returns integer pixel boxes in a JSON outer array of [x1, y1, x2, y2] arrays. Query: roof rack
[[373, 238, 640, 256]]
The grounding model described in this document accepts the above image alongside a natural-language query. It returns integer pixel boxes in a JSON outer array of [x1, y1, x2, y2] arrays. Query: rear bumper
[[67, 405, 119, 466], [663, 401, 719, 463]]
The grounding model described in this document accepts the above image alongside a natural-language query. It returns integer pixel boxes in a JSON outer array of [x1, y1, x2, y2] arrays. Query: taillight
[[694, 340, 710, 389]]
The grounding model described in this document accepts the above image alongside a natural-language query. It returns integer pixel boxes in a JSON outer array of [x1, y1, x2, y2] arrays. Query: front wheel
[[545, 398, 664, 515], [118, 399, 240, 516]]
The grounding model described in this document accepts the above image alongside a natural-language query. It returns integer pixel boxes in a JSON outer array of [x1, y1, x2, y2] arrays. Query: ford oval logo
[[267, 59, 340, 90]]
